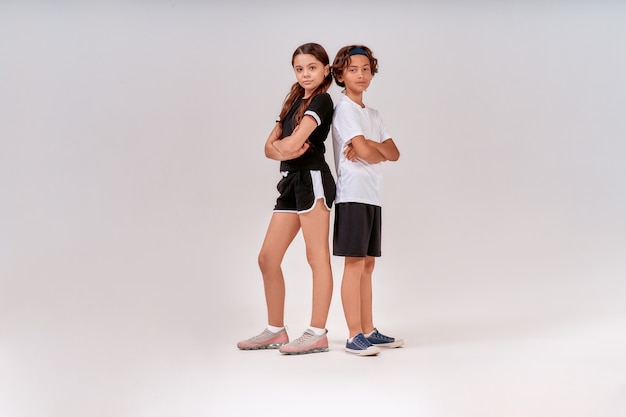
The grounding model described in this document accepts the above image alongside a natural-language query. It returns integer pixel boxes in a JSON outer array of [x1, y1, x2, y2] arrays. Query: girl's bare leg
[[258, 212, 301, 327], [341, 256, 366, 338], [299, 199, 333, 329]]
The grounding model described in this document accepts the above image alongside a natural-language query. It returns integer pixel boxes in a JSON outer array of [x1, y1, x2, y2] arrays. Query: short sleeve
[[333, 101, 364, 146], [376, 110, 391, 142], [304, 93, 333, 126]]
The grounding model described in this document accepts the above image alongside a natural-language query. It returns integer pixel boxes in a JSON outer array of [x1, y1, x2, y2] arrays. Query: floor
[[2, 286, 624, 417]]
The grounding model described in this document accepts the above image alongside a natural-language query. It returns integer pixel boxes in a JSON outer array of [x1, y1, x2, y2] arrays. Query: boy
[[331, 45, 403, 356]]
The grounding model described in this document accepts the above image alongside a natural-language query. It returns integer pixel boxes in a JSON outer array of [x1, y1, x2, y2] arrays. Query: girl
[[237, 43, 336, 355], [331, 45, 403, 356]]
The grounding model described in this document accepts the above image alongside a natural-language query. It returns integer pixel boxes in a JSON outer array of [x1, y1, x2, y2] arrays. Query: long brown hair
[[278, 43, 333, 126]]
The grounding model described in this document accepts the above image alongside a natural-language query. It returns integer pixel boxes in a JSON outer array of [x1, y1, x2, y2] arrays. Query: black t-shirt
[[279, 93, 334, 172]]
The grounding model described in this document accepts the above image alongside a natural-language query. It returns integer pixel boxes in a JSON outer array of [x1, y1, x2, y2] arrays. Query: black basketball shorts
[[333, 202, 382, 258], [273, 170, 336, 214]]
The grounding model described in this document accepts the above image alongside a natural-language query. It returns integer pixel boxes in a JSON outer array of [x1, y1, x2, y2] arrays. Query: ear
[[324, 64, 330, 77]]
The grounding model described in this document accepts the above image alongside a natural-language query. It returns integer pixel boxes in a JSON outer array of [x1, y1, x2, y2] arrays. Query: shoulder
[[334, 96, 350, 110], [366, 105, 383, 119], [334, 96, 358, 116], [308, 93, 334, 123], [310, 92, 333, 107]]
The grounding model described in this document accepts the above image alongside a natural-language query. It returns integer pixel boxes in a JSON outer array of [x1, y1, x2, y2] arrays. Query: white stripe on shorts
[[311, 170, 324, 200]]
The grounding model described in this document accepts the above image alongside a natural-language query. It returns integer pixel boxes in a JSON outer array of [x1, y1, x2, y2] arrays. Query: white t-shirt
[[332, 95, 391, 206]]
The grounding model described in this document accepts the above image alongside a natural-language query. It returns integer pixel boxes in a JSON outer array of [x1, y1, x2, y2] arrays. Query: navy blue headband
[[348, 48, 367, 57]]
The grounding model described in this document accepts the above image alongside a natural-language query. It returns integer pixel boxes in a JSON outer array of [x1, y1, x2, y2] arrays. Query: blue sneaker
[[345, 333, 381, 356], [366, 328, 404, 348]]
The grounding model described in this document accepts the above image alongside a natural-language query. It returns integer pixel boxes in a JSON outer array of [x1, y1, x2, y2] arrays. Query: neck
[[346, 91, 364, 107]]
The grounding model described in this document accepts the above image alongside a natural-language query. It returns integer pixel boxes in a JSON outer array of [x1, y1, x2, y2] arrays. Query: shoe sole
[[279, 346, 329, 355], [238, 343, 285, 350], [345, 347, 381, 356], [371, 340, 404, 348]]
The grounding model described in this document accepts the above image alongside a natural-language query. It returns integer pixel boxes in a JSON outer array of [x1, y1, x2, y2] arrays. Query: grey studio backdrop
[[1, 1, 625, 417]]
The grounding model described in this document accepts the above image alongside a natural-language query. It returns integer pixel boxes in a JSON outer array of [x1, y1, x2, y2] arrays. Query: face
[[339, 54, 372, 95], [292, 53, 329, 97]]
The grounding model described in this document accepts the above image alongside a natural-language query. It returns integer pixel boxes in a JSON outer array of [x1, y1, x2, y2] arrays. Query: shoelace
[[371, 330, 393, 342], [250, 332, 267, 342], [352, 335, 373, 349], [291, 331, 314, 345], [251, 329, 276, 341]]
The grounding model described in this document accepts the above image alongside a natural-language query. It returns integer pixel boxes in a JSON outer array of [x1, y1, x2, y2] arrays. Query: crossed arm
[[264, 116, 318, 161], [344, 135, 400, 163]]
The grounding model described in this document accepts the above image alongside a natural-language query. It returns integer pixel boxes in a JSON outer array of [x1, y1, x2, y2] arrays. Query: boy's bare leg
[[342, 256, 366, 337], [360, 256, 376, 334]]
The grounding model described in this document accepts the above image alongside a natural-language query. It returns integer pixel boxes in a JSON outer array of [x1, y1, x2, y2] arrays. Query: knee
[[345, 257, 366, 274], [364, 257, 376, 274], [305, 247, 330, 268], [258, 250, 277, 273]]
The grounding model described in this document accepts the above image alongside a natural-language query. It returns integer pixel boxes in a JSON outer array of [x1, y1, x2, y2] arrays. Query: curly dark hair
[[331, 45, 379, 88]]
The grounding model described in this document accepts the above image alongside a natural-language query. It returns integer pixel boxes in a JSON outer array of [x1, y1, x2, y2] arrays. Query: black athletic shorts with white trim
[[333, 202, 382, 257], [273, 170, 336, 214]]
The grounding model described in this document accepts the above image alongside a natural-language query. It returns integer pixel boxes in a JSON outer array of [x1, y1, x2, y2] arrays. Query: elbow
[[383, 144, 400, 161], [270, 142, 288, 158], [265, 144, 282, 160], [384, 140, 400, 161], [272, 141, 295, 157]]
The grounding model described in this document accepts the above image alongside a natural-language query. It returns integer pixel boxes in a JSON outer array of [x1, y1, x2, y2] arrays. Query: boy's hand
[[344, 143, 358, 161]]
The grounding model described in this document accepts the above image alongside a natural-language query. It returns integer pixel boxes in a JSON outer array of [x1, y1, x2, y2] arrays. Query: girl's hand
[[272, 116, 316, 158], [343, 143, 358, 161], [292, 141, 310, 158], [287, 124, 312, 157]]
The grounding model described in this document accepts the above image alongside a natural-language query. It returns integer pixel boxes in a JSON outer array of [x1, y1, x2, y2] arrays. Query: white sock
[[364, 329, 375, 337], [267, 325, 284, 333], [308, 326, 326, 336]]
